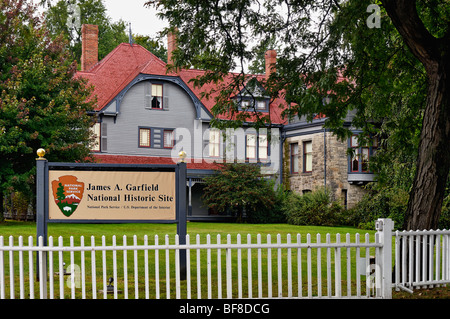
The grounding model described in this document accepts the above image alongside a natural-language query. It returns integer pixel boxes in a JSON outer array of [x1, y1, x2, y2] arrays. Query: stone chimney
[[81, 24, 99, 71], [167, 29, 177, 66], [265, 49, 277, 80]]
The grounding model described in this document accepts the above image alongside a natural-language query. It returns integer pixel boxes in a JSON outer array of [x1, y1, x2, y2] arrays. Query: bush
[[202, 163, 282, 224], [245, 181, 288, 224], [346, 186, 409, 230], [284, 188, 344, 226], [438, 193, 450, 230]]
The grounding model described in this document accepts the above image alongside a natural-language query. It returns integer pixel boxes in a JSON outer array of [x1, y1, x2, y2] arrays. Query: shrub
[[202, 163, 279, 223], [346, 186, 409, 230], [284, 188, 344, 226]]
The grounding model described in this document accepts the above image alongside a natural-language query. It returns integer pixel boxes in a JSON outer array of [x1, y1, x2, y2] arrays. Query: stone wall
[[285, 132, 367, 209]]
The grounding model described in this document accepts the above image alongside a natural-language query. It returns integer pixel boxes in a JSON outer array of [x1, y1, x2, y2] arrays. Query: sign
[[35, 152, 188, 283], [48, 170, 176, 221]]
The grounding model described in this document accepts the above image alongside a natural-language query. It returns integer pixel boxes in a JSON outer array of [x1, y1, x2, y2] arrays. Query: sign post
[[35, 149, 48, 294], [177, 151, 187, 280]]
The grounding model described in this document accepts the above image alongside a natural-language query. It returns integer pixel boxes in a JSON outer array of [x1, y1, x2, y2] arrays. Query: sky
[[103, 0, 168, 38]]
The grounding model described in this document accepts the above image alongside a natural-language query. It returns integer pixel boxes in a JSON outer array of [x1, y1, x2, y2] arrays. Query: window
[[139, 128, 151, 147], [239, 98, 268, 111], [342, 189, 348, 210], [241, 100, 251, 109], [209, 129, 220, 157], [246, 134, 256, 159], [351, 135, 359, 172], [258, 135, 268, 160], [151, 84, 163, 109], [90, 122, 101, 152], [246, 134, 268, 161], [290, 143, 299, 174], [350, 135, 378, 173], [163, 129, 174, 148], [256, 100, 266, 110], [303, 141, 312, 172], [361, 147, 370, 172]]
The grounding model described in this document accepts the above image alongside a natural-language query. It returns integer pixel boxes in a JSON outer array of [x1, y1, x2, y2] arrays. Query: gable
[[76, 42, 287, 125]]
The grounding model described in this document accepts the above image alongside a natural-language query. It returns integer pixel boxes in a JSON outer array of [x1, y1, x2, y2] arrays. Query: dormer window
[[236, 78, 270, 112], [145, 82, 168, 110], [256, 100, 267, 110], [238, 98, 269, 112], [241, 100, 251, 109], [151, 84, 163, 109]]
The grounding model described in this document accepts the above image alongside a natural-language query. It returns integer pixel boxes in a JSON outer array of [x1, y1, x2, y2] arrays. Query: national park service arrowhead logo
[[51, 175, 84, 217]]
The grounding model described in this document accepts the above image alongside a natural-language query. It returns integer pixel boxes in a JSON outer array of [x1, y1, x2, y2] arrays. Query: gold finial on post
[[178, 151, 187, 163], [36, 148, 46, 160]]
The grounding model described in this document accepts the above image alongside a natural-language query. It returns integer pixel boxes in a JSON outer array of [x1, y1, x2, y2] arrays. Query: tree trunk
[[382, 0, 450, 230], [403, 61, 450, 230]]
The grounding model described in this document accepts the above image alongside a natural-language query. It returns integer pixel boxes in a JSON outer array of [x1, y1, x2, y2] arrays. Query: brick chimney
[[81, 24, 99, 71], [265, 49, 277, 80], [167, 29, 177, 66]]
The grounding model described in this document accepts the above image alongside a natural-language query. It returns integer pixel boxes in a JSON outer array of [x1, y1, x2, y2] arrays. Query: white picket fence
[[394, 229, 450, 293], [0, 219, 448, 299]]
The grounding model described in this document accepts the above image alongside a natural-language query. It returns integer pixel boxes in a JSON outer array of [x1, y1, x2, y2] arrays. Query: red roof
[[76, 43, 287, 125]]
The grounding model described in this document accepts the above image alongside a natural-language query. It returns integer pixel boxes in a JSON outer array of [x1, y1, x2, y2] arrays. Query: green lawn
[[0, 220, 373, 240]]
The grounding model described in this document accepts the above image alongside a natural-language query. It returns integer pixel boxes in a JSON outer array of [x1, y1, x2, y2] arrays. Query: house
[[77, 25, 284, 221], [77, 24, 373, 221]]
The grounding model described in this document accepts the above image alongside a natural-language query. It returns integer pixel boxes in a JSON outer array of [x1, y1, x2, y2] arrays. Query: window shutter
[[163, 84, 169, 110], [101, 122, 107, 152], [145, 82, 152, 109]]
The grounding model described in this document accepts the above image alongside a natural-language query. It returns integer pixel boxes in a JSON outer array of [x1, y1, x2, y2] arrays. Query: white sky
[[103, 0, 168, 38]]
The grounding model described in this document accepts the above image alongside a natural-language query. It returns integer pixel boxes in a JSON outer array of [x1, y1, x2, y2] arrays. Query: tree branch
[[381, 0, 440, 69]]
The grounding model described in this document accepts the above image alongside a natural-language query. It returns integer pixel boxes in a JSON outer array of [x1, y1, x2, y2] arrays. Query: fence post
[[376, 218, 394, 299]]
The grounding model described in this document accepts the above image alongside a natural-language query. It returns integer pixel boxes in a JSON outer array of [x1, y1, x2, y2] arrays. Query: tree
[[43, 0, 129, 64], [380, 0, 449, 230], [201, 163, 276, 223], [0, 0, 96, 220], [133, 34, 167, 62], [56, 183, 65, 203], [148, 0, 449, 230]]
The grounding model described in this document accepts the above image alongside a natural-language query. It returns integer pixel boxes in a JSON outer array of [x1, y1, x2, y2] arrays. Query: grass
[[0, 221, 448, 299]]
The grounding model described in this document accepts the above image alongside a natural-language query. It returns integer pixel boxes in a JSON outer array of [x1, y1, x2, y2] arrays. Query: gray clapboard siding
[[103, 80, 197, 157]]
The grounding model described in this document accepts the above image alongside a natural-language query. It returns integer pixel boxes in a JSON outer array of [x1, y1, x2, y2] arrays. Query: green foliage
[[44, 0, 128, 64], [149, 0, 450, 229], [0, 0, 95, 205], [201, 163, 281, 223], [284, 188, 344, 227], [440, 195, 450, 230], [133, 34, 167, 62], [438, 181, 450, 230], [346, 186, 409, 230]]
